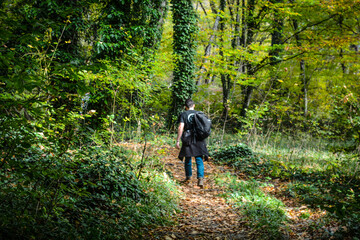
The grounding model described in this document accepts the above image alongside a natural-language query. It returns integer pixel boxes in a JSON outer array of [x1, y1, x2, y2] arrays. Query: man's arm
[[176, 122, 184, 149]]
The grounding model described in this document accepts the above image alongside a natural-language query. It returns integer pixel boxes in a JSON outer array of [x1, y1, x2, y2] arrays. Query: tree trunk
[[240, 86, 254, 117], [269, 0, 284, 88], [230, 0, 241, 49], [300, 59, 309, 117], [219, 0, 229, 118], [168, 0, 197, 128], [239, 0, 256, 119], [337, 15, 348, 75], [293, 18, 310, 117]]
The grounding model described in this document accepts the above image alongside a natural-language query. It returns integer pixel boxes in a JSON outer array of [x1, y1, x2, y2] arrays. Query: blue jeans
[[184, 156, 204, 179]]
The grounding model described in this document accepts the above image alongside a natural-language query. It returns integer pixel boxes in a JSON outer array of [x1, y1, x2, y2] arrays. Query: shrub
[[211, 143, 254, 163], [0, 144, 179, 239], [210, 143, 273, 177]]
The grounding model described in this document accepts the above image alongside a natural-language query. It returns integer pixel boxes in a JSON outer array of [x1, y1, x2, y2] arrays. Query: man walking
[[176, 99, 209, 188]]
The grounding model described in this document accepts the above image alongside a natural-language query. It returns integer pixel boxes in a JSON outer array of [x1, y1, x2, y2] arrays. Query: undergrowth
[[210, 140, 360, 239], [216, 174, 288, 239], [0, 143, 179, 240]]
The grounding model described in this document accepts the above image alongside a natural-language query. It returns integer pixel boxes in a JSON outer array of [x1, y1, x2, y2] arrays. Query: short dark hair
[[185, 99, 195, 108]]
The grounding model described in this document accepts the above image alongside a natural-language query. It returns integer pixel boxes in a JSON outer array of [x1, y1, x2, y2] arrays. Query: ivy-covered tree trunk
[[168, 0, 197, 127]]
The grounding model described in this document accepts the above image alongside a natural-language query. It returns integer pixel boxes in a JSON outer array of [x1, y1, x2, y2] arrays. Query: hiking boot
[[185, 176, 191, 182], [197, 178, 204, 188]]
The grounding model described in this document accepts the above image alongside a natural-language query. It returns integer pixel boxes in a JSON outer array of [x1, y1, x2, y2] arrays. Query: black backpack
[[193, 111, 211, 140]]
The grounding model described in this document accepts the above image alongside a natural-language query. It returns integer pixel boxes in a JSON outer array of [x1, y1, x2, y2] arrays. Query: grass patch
[[248, 133, 359, 177], [210, 134, 360, 239], [216, 174, 288, 239]]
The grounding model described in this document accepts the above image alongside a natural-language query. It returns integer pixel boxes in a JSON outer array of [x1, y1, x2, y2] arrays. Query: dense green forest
[[1, 0, 359, 239]]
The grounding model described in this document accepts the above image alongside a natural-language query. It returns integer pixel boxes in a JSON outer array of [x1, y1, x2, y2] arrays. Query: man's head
[[184, 99, 195, 110]]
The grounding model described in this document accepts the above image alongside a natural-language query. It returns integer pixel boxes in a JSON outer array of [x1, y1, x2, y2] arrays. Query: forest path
[[142, 145, 338, 240], [145, 146, 249, 240]]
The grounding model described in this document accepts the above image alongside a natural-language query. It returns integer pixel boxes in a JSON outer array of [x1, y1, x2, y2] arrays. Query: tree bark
[[240, 86, 254, 117], [269, 0, 284, 89], [293, 18, 310, 117], [300, 59, 309, 117], [219, 0, 230, 118], [239, 0, 256, 119]]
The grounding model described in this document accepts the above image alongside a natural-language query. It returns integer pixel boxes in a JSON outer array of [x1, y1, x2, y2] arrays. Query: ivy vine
[[169, 0, 198, 127]]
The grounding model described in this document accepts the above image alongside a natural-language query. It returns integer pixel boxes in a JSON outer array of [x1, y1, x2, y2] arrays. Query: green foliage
[[0, 2, 177, 237], [284, 175, 360, 236], [2, 0, 360, 238], [95, 0, 168, 59], [0, 0, 170, 140], [191, 0, 360, 143], [211, 143, 254, 162], [210, 143, 272, 176], [168, 0, 198, 126], [329, 89, 360, 148], [216, 174, 287, 239], [0, 144, 179, 239], [212, 135, 360, 239]]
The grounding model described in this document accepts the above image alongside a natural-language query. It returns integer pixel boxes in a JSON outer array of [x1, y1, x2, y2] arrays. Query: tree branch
[[283, 14, 338, 44]]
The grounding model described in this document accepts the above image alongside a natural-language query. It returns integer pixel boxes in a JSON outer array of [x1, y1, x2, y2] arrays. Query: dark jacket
[[178, 110, 209, 160]]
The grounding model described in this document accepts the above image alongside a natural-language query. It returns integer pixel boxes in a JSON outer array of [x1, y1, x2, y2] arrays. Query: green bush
[[211, 143, 254, 163], [210, 143, 274, 177], [0, 144, 179, 239]]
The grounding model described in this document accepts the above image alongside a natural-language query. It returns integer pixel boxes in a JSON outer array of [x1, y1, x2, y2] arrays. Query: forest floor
[[144, 146, 338, 240], [145, 146, 250, 240]]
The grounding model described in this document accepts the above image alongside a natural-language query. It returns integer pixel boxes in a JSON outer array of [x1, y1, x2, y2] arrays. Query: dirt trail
[[143, 145, 343, 240], [146, 147, 249, 240]]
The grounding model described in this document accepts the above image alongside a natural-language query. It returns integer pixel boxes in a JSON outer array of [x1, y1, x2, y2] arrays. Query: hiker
[[176, 99, 209, 188]]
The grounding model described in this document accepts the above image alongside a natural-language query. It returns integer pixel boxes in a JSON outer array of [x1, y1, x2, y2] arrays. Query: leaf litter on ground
[[142, 145, 350, 240]]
